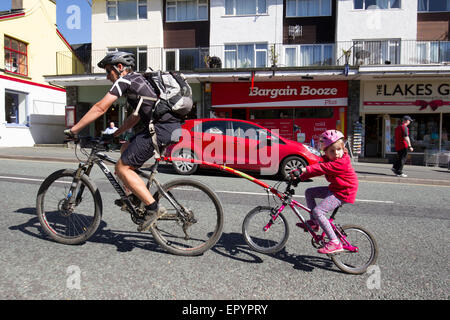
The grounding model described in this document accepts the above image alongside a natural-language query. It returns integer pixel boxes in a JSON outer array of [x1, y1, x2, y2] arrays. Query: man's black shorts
[[120, 130, 155, 168]]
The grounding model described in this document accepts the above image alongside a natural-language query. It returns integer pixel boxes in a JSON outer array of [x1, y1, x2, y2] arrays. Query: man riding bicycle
[[65, 51, 181, 232]]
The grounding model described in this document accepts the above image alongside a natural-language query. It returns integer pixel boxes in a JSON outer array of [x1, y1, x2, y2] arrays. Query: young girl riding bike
[[290, 130, 358, 254]]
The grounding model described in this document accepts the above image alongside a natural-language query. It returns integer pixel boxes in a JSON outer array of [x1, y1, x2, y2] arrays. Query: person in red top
[[290, 129, 358, 254], [392, 115, 414, 178]]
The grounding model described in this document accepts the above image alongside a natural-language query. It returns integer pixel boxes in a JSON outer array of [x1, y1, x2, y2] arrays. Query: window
[[193, 121, 227, 135], [164, 48, 209, 71], [284, 44, 333, 67], [295, 107, 334, 118], [225, 0, 267, 15], [4, 36, 28, 76], [416, 41, 450, 63], [166, 0, 208, 22], [286, 0, 331, 17], [108, 47, 147, 71], [418, 0, 450, 12], [231, 121, 280, 143], [353, 40, 400, 65], [389, 114, 441, 153], [354, 0, 401, 9], [5, 90, 27, 125], [225, 43, 268, 68], [107, 0, 147, 20]]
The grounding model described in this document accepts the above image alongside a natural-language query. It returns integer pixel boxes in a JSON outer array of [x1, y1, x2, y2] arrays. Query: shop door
[[364, 114, 383, 157]]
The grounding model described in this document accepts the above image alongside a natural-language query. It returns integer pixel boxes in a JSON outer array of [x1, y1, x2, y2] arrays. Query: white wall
[[0, 77, 66, 147], [336, 0, 417, 42], [209, 0, 283, 58], [91, 0, 164, 71]]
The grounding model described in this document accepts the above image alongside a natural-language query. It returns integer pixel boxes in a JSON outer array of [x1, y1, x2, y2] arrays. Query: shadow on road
[[10, 207, 166, 255], [11, 208, 341, 273], [211, 231, 341, 273]]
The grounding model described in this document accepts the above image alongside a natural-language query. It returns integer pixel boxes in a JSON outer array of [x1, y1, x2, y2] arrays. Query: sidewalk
[[0, 146, 449, 186]]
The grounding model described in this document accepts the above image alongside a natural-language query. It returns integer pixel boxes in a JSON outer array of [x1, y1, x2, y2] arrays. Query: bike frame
[[165, 156, 358, 252], [71, 147, 175, 220]]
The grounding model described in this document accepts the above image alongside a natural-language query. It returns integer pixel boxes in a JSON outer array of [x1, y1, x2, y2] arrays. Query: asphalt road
[[0, 157, 448, 302]]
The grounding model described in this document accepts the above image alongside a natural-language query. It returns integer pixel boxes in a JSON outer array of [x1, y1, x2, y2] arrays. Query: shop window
[[389, 114, 441, 153], [295, 107, 334, 118], [4, 36, 28, 76], [250, 108, 293, 119], [5, 90, 27, 125], [442, 114, 450, 151]]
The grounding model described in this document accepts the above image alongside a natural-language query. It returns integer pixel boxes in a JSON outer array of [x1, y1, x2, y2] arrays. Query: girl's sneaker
[[296, 220, 319, 232], [318, 241, 344, 254]]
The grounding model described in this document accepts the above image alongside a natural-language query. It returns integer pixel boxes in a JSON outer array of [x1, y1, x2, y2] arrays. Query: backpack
[[143, 70, 193, 119]]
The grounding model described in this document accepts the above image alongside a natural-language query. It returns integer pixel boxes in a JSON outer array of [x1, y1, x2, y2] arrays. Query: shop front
[[361, 80, 450, 165], [211, 81, 348, 145]]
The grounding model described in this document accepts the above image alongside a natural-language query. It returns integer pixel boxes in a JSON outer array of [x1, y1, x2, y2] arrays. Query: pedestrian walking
[[392, 115, 414, 177]]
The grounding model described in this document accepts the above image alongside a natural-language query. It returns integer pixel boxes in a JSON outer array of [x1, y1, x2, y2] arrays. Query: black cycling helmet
[[97, 51, 135, 69]]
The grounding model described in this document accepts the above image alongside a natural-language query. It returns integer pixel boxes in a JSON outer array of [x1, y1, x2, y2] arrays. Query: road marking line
[[0, 175, 70, 184], [0, 175, 44, 182], [0, 175, 395, 204], [215, 189, 395, 204]]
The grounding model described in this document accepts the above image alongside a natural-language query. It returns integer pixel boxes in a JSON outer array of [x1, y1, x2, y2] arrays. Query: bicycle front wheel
[[331, 224, 378, 275], [151, 179, 224, 256], [242, 206, 289, 254], [36, 169, 103, 245]]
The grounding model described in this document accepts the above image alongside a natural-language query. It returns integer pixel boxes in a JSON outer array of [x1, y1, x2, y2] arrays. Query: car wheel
[[172, 149, 198, 175], [280, 156, 307, 180]]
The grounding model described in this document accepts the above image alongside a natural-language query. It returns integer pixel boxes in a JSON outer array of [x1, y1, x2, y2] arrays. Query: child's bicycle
[[241, 176, 378, 275]]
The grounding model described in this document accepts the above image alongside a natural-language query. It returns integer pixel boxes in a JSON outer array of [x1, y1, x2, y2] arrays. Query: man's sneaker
[[391, 168, 399, 175], [396, 173, 408, 178], [137, 206, 167, 232], [318, 241, 344, 254], [296, 219, 319, 232]]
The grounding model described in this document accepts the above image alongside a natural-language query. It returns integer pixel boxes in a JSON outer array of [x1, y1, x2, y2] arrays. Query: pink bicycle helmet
[[320, 130, 344, 150]]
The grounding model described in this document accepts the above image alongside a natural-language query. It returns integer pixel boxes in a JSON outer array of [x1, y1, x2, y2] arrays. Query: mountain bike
[[36, 135, 224, 256], [241, 177, 378, 275]]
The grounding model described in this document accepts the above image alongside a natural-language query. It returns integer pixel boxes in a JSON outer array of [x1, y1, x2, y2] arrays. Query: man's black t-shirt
[[109, 72, 181, 145]]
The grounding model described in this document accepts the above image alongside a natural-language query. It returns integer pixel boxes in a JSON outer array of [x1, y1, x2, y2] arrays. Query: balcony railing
[[56, 40, 450, 76]]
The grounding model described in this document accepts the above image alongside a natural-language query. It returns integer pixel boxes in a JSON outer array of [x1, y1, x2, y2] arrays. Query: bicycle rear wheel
[[151, 179, 224, 256], [242, 206, 289, 254], [331, 224, 378, 275], [36, 169, 102, 245]]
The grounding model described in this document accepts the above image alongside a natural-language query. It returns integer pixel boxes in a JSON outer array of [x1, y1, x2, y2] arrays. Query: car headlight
[[304, 145, 321, 157]]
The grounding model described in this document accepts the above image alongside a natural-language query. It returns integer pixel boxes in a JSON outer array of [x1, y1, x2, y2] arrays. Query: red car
[[167, 118, 322, 179]]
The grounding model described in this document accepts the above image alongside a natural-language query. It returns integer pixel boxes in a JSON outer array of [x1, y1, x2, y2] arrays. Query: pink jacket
[[301, 153, 358, 204]]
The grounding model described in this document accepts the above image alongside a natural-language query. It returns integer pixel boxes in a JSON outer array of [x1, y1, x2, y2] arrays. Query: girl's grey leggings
[[305, 186, 343, 241]]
